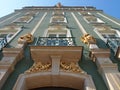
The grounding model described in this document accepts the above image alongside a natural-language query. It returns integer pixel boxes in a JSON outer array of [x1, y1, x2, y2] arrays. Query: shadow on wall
[[30, 87, 77, 90]]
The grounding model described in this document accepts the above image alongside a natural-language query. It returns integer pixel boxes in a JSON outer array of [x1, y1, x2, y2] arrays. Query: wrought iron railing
[[0, 37, 7, 50], [35, 37, 76, 46], [107, 37, 120, 54]]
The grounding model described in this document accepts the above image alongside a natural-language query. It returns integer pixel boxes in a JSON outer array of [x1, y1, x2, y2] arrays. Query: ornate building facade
[[0, 3, 120, 90]]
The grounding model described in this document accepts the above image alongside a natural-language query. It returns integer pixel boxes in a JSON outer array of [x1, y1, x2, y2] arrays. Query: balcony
[[107, 37, 120, 48], [35, 37, 75, 46], [107, 37, 120, 58], [0, 37, 7, 50]]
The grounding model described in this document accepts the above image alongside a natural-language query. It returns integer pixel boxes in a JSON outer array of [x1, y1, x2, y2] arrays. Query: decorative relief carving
[[60, 61, 84, 73], [25, 62, 51, 73], [18, 33, 34, 43], [81, 33, 96, 44]]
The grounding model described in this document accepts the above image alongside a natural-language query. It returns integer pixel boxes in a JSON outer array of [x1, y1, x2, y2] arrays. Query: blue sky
[[0, 0, 120, 19]]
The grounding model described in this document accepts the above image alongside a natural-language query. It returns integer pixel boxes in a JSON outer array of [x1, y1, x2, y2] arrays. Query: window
[[48, 34, 66, 37], [108, 34, 116, 38], [59, 34, 66, 37], [49, 34, 56, 37], [39, 25, 74, 46], [102, 34, 117, 39], [50, 16, 67, 23], [102, 34, 108, 38], [85, 16, 104, 23]]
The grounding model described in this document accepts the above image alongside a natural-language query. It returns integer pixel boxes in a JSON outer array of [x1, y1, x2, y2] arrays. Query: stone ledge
[[89, 48, 110, 61]]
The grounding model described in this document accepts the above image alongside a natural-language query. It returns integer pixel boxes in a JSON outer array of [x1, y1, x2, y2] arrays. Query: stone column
[[50, 56, 61, 75]]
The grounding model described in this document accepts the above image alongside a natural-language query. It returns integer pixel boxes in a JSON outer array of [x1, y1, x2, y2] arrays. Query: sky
[[0, 0, 120, 19]]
